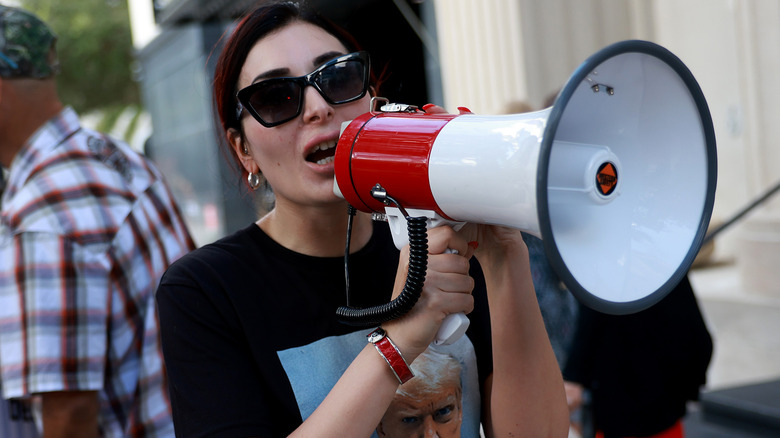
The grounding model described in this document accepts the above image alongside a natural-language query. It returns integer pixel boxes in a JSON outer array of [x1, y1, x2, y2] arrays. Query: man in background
[[563, 275, 713, 438], [0, 4, 195, 437]]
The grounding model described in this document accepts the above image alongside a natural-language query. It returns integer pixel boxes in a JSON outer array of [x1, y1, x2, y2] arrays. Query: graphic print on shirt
[[277, 330, 481, 437]]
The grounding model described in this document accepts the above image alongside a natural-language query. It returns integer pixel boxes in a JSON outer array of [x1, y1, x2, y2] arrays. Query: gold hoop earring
[[247, 172, 261, 190]]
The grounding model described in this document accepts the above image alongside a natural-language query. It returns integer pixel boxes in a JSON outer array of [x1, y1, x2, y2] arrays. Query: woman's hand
[[457, 222, 528, 270], [564, 381, 585, 412], [382, 226, 476, 361], [421, 103, 447, 114]]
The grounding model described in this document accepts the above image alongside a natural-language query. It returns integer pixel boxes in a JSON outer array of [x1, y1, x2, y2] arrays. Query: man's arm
[[41, 391, 100, 438]]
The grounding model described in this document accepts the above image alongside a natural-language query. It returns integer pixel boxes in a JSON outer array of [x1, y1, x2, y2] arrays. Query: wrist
[[478, 244, 529, 276], [367, 327, 414, 385]]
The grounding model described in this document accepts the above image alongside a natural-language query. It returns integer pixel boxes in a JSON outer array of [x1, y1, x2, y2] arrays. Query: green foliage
[[19, 0, 139, 114]]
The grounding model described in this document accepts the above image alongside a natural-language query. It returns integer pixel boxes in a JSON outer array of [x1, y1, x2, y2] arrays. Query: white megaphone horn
[[333, 40, 717, 345]]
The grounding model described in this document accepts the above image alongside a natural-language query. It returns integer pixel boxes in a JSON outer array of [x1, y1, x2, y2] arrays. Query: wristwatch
[[367, 327, 414, 384]]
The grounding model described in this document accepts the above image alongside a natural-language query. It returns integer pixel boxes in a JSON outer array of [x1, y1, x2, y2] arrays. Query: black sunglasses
[[236, 51, 370, 128]]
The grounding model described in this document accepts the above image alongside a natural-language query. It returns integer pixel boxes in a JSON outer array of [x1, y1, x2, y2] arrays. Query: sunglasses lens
[[238, 53, 368, 127], [246, 80, 302, 126], [316, 59, 367, 103]]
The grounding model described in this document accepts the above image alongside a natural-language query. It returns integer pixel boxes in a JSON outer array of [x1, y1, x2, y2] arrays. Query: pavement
[[684, 261, 780, 437], [688, 261, 780, 391]]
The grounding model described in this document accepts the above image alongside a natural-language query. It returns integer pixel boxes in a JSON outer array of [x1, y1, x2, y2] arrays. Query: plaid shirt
[[0, 107, 195, 437]]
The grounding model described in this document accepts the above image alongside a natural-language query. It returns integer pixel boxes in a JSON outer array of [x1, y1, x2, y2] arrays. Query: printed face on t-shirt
[[376, 379, 463, 438], [278, 331, 479, 437]]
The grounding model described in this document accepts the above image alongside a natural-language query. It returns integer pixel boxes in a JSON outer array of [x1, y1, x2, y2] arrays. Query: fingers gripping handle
[[383, 209, 470, 345], [434, 248, 470, 345]]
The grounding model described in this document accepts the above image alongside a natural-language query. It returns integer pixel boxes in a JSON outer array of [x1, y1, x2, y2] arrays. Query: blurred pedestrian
[[0, 4, 195, 437], [563, 275, 713, 438]]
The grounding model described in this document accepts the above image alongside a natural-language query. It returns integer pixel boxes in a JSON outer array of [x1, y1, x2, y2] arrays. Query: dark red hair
[[212, 1, 370, 177]]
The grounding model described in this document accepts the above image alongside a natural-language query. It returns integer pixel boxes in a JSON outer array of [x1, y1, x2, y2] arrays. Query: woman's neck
[[257, 201, 375, 257]]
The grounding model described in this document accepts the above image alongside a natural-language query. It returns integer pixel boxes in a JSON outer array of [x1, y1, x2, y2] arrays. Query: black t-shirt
[[157, 221, 492, 437]]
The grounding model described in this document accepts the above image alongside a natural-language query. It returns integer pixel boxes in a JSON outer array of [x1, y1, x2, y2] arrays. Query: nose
[[301, 84, 334, 125], [421, 416, 439, 438]]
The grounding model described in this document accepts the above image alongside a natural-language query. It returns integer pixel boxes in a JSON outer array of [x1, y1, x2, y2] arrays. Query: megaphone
[[333, 40, 717, 343]]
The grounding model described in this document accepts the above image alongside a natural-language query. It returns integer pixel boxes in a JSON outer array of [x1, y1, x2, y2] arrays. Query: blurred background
[[8, 0, 778, 435]]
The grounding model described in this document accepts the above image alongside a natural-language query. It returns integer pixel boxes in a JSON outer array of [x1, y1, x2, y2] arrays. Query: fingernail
[[422, 103, 436, 111], [468, 241, 479, 250]]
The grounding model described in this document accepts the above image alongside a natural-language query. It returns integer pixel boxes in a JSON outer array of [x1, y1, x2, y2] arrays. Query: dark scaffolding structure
[[138, 0, 441, 245]]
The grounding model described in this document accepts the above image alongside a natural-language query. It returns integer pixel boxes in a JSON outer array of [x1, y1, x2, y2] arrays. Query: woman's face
[[233, 21, 371, 209]]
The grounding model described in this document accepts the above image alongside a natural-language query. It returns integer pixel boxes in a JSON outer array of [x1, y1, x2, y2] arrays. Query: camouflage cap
[[0, 4, 58, 78]]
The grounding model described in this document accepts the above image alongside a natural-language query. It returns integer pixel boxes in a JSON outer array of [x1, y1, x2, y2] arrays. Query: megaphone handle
[[432, 247, 471, 345], [434, 312, 470, 345]]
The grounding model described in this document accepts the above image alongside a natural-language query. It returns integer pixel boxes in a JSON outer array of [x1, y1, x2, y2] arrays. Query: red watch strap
[[369, 329, 414, 384]]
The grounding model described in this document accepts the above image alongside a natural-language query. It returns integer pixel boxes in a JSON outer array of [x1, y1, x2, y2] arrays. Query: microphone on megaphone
[[333, 40, 717, 346]]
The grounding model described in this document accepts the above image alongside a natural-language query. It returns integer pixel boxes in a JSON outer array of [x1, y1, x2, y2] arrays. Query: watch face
[[367, 328, 386, 343]]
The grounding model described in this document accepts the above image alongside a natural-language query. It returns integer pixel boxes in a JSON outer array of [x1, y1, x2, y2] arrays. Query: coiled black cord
[[344, 204, 357, 306], [336, 185, 429, 327]]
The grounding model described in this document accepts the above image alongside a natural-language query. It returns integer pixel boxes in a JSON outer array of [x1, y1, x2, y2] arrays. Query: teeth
[[313, 140, 337, 152], [316, 155, 335, 165], [309, 140, 337, 165]]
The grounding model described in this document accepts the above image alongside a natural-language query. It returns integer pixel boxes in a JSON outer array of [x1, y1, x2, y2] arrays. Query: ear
[[227, 127, 259, 175]]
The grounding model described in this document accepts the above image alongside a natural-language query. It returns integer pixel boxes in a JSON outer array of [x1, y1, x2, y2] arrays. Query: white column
[[127, 0, 160, 50], [432, 0, 528, 114]]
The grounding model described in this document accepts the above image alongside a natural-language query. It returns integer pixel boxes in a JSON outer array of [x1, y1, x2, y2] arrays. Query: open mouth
[[306, 140, 337, 165]]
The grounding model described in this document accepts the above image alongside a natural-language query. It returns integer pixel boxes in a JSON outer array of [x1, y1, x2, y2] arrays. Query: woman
[[156, 2, 568, 437]]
